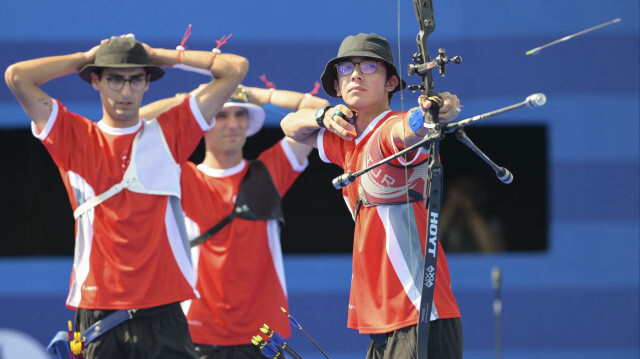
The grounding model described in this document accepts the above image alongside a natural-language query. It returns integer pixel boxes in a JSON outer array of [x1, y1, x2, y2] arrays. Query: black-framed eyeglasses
[[335, 60, 380, 76], [105, 75, 148, 91]]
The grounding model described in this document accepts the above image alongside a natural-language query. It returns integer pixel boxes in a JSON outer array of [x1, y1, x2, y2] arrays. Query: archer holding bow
[[281, 33, 463, 359]]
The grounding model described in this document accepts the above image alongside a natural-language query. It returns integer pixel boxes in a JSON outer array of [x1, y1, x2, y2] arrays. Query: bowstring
[[396, 0, 419, 299]]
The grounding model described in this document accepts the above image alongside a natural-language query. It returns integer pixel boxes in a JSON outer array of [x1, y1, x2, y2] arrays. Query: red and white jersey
[[317, 111, 460, 334], [181, 139, 307, 346], [33, 97, 210, 310]]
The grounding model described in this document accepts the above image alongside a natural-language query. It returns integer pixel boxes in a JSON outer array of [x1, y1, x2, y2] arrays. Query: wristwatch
[[315, 106, 332, 128]]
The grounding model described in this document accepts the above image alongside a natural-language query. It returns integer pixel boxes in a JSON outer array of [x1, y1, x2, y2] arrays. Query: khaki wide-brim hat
[[79, 37, 164, 83], [320, 33, 407, 98]]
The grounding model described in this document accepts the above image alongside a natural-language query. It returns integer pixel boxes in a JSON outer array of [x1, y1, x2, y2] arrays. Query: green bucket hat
[[320, 33, 407, 98], [79, 37, 164, 83]]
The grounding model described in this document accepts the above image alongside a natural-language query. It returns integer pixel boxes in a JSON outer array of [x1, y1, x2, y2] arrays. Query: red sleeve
[[156, 97, 208, 165], [258, 140, 306, 197], [35, 100, 103, 212], [37, 99, 97, 171], [318, 128, 347, 168]]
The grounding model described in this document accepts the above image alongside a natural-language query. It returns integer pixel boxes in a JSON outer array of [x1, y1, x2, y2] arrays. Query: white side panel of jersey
[[378, 204, 439, 321], [66, 170, 95, 308], [266, 220, 287, 297], [183, 215, 201, 280], [181, 215, 201, 315], [164, 200, 198, 298]]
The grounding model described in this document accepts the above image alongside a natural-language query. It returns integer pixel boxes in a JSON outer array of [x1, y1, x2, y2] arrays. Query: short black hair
[[383, 62, 396, 102]]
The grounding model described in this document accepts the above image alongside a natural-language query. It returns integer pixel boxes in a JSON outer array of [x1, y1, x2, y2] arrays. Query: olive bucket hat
[[79, 37, 164, 83], [320, 33, 407, 97]]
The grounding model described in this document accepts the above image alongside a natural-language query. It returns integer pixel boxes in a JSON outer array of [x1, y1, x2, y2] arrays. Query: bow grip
[[423, 92, 441, 125]]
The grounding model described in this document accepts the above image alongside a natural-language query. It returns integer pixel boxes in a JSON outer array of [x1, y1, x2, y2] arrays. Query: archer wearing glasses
[[281, 33, 463, 359], [5, 35, 249, 358], [104, 74, 148, 91], [336, 59, 381, 76]]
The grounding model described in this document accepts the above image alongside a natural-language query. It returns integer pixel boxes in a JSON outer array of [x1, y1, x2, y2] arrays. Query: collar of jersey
[[97, 118, 143, 135], [354, 110, 391, 146], [196, 159, 247, 178]]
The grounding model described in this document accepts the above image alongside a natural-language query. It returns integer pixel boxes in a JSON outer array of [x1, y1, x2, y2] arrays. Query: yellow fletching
[[70, 342, 82, 354], [251, 335, 266, 349], [69, 332, 85, 355]]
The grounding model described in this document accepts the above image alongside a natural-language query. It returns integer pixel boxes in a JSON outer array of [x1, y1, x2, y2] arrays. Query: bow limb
[[412, 0, 436, 97], [408, 1, 444, 358]]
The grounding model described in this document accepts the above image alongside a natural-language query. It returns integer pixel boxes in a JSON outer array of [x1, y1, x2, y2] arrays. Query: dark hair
[[93, 68, 104, 79], [384, 62, 396, 102]]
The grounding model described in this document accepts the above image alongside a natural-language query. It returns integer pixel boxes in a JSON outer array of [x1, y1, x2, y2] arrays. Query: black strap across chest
[[189, 159, 284, 247]]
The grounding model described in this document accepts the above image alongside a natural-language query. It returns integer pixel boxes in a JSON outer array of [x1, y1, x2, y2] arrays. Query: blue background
[[0, 0, 638, 358]]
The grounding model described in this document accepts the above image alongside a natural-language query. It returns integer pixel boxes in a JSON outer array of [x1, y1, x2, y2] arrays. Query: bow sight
[[408, 48, 462, 91]]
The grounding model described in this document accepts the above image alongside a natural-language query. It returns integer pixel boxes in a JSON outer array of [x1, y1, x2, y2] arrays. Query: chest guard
[[358, 126, 429, 207], [235, 159, 284, 222], [73, 119, 181, 219], [189, 159, 284, 247]]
